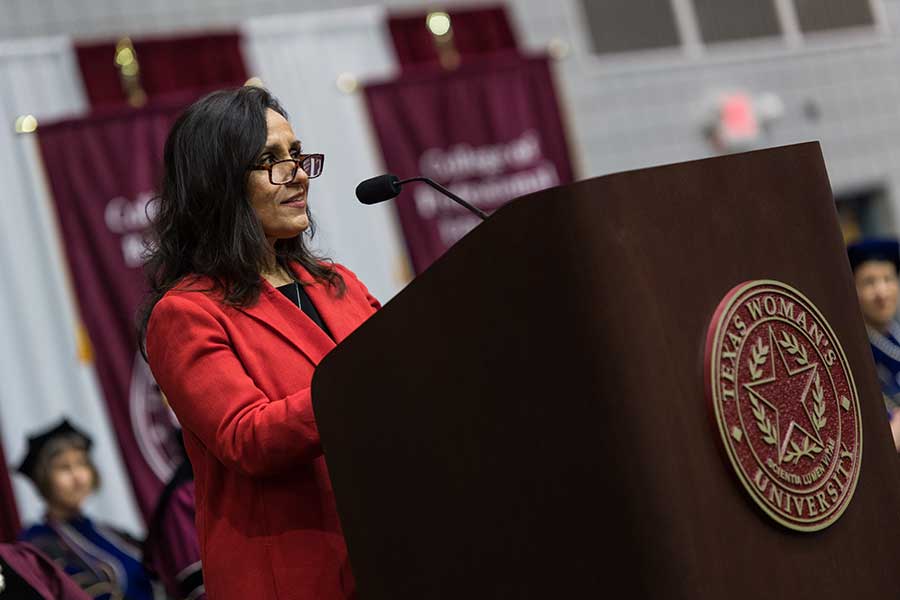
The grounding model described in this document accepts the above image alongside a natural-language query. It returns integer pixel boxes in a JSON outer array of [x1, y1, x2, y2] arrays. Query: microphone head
[[356, 174, 402, 205]]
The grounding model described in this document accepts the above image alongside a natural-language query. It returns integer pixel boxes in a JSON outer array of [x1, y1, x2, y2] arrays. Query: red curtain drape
[[76, 32, 248, 109], [388, 6, 518, 71], [0, 433, 22, 542]]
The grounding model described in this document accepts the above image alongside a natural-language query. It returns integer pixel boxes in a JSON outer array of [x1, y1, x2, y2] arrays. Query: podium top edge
[[489, 141, 824, 219]]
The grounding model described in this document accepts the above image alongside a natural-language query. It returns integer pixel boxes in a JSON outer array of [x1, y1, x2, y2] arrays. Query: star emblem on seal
[[744, 326, 823, 464], [705, 280, 862, 532]]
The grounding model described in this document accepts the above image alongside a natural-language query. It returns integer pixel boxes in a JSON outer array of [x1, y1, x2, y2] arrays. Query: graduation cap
[[847, 238, 900, 272], [17, 419, 93, 482]]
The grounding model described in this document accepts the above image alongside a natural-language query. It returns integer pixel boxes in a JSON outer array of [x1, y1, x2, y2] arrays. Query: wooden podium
[[312, 142, 900, 598]]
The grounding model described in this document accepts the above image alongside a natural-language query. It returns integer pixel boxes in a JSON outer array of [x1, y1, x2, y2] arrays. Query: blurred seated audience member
[[0, 541, 91, 599], [143, 433, 203, 600], [17, 419, 156, 600], [848, 238, 900, 450]]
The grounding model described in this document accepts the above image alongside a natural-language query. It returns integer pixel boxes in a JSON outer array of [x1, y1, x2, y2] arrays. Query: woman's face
[[45, 447, 94, 514], [855, 259, 900, 331], [247, 108, 311, 246]]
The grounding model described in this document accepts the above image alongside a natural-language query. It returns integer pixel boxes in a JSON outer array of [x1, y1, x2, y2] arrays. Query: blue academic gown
[[867, 320, 900, 412], [19, 515, 154, 600]]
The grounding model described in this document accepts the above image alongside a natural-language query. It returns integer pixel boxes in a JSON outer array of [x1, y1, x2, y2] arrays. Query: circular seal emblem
[[130, 350, 181, 483], [705, 280, 862, 531]]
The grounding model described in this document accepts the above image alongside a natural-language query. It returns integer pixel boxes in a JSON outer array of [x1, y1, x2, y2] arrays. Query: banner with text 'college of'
[[363, 54, 574, 273], [36, 102, 186, 519]]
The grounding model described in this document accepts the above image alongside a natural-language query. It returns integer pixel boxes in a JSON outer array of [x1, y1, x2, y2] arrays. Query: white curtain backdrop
[[242, 6, 411, 303], [0, 36, 143, 534]]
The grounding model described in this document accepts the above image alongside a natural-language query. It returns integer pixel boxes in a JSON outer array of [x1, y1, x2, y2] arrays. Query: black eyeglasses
[[250, 153, 325, 185]]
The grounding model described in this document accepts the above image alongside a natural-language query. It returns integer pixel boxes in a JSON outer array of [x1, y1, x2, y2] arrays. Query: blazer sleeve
[[147, 294, 322, 477]]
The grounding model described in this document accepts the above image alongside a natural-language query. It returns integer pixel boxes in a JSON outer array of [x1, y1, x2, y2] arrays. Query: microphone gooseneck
[[355, 173, 488, 221]]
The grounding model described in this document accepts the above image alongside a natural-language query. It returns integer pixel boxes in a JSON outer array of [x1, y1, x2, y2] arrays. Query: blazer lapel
[[291, 264, 361, 344], [237, 280, 335, 366]]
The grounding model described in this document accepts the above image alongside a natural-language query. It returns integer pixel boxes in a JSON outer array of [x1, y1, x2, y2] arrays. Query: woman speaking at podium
[[139, 86, 380, 600]]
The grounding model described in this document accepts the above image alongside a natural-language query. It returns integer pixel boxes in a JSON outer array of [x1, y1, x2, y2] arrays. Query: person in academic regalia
[[0, 541, 91, 600], [143, 432, 204, 600], [16, 419, 156, 600], [848, 238, 900, 450]]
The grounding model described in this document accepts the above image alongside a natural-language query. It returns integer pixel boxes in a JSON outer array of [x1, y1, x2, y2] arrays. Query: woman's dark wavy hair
[[138, 86, 344, 356]]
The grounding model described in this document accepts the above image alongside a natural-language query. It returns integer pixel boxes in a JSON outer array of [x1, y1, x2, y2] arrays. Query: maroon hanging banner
[[388, 5, 518, 71], [36, 100, 187, 520], [363, 54, 575, 273], [76, 32, 248, 110]]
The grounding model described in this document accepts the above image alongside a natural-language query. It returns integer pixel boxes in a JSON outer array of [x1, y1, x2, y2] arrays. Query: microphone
[[355, 174, 488, 221], [355, 174, 402, 205]]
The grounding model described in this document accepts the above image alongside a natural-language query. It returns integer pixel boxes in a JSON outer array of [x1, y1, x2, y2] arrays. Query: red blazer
[[146, 263, 380, 600]]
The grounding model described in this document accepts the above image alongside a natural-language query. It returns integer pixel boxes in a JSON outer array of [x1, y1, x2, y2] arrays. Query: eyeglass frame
[[248, 153, 325, 185]]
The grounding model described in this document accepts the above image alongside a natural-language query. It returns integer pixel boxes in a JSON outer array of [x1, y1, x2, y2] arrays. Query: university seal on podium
[[705, 280, 862, 531]]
